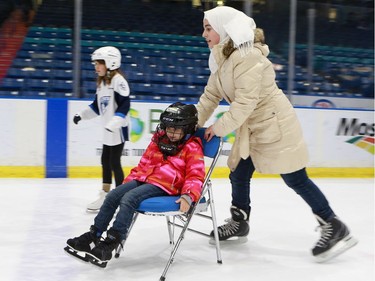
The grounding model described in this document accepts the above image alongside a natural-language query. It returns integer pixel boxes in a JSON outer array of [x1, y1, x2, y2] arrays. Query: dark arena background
[[0, 0, 373, 101]]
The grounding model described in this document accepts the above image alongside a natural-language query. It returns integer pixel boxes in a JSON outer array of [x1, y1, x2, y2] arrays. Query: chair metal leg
[[115, 212, 139, 258], [166, 216, 174, 244], [160, 214, 190, 281], [207, 184, 222, 263], [159, 183, 223, 279]]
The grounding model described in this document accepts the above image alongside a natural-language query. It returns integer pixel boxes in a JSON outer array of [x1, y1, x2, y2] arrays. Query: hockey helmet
[[156, 102, 199, 157], [159, 102, 198, 134], [91, 46, 121, 70]]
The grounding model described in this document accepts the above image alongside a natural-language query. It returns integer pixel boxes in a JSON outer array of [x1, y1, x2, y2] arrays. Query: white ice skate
[[86, 190, 108, 213]]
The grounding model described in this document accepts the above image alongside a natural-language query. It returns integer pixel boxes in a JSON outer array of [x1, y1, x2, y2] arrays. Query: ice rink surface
[[1, 177, 373, 281]]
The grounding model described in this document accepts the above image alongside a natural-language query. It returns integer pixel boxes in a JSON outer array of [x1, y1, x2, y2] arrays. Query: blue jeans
[[94, 180, 168, 240], [229, 157, 335, 221]]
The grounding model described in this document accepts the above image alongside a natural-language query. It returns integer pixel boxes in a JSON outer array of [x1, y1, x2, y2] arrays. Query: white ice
[[0, 177, 373, 281]]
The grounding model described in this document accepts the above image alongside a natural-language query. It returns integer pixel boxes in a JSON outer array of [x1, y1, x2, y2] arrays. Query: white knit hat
[[204, 6, 256, 57]]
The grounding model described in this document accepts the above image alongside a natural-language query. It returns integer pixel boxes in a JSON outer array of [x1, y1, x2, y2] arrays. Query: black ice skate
[[312, 215, 358, 263], [64, 225, 101, 262], [89, 228, 122, 268], [209, 205, 250, 245]]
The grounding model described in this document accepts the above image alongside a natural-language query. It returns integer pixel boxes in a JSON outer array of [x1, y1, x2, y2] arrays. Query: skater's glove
[[73, 114, 81, 124]]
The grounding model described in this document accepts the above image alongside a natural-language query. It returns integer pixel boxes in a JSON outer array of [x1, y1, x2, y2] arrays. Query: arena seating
[[0, 0, 373, 100]]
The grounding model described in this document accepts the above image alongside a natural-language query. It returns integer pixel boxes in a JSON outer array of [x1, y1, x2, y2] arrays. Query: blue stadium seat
[[186, 74, 208, 86], [0, 90, 21, 97], [49, 80, 73, 93], [82, 80, 97, 94], [81, 70, 96, 81], [27, 79, 50, 91], [176, 84, 203, 97], [22, 90, 49, 97], [131, 83, 153, 95], [54, 52, 73, 60], [0, 78, 25, 91], [152, 83, 175, 95], [28, 69, 52, 79], [6, 68, 30, 79], [52, 69, 73, 80]]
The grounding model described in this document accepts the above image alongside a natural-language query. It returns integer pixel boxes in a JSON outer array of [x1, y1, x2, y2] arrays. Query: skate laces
[[218, 218, 240, 236], [315, 222, 333, 247], [97, 236, 122, 251], [96, 239, 113, 251]]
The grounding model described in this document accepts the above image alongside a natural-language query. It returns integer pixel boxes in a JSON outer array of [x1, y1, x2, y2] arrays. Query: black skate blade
[[89, 256, 108, 268], [209, 236, 248, 246], [64, 246, 90, 262]]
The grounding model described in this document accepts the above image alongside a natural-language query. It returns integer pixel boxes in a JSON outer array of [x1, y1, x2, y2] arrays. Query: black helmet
[[156, 102, 198, 157], [159, 102, 198, 134]]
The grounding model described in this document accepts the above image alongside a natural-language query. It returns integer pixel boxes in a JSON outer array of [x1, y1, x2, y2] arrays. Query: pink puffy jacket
[[124, 134, 205, 202]]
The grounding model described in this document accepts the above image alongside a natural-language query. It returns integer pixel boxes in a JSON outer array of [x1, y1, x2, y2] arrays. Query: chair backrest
[[136, 127, 222, 215], [194, 127, 223, 193], [194, 127, 221, 158]]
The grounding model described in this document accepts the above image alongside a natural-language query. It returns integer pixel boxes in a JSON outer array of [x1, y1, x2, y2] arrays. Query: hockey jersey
[[79, 73, 131, 146]]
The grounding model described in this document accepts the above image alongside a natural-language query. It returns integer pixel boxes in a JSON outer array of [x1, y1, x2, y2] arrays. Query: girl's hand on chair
[[176, 197, 190, 213], [204, 125, 215, 142]]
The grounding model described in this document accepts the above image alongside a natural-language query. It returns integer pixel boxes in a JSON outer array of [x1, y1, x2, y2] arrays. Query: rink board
[[0, 98, 373, 178]]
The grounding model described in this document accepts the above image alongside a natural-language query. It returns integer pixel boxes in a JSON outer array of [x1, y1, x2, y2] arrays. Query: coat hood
[[254, 43, 270, 57]]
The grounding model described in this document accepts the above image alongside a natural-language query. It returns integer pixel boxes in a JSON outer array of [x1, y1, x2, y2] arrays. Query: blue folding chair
[[115, 127, 223, 280]]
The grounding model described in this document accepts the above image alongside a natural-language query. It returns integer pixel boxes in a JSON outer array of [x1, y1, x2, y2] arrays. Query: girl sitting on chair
[[65, 102, 205, 267]]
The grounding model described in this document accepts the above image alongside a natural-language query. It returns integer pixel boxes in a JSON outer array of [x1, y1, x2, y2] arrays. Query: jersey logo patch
[[100, 96, 110, 114], [119, 81, 127, 91]]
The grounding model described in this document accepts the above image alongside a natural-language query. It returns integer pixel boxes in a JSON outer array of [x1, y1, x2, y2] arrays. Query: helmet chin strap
[[157, 134, 185, 158]]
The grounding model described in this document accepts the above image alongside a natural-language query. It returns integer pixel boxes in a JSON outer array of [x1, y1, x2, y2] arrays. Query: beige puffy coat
[[196, 42, 309, 174]]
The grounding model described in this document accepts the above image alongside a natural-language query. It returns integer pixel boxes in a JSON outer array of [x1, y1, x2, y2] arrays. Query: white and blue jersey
[[80, 73, 131, 146]]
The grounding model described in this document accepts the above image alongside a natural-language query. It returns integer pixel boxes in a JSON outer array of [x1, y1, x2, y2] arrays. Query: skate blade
[[64, 246, 90, 262], [209, 236, 248, 246], [88, 256, 109, 268], [86, 208, 100, 213], [314, 235, 358, 263]]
